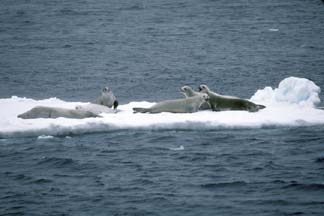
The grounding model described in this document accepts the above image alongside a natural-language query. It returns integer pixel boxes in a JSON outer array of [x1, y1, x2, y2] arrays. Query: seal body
[[18, 106, 99, 119], [18, 86, 118, 119], [133, 94, 209, 114], [75, 103, 117, 115], [199, 85, 266, 112], [94, 87, 118, 109], [180, 85, 211, 110]]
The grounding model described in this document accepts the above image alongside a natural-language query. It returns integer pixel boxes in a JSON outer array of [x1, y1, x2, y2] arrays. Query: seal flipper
[[113, 100, 119, 109], [133, 107, 150, 113]]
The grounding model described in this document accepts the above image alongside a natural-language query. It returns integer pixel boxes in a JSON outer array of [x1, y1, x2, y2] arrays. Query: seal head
[[180, 85, 197, 98], [198, 84, 210, 93]]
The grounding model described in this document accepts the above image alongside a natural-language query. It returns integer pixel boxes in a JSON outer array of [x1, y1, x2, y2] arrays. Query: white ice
[[0, 77, 323, 137]]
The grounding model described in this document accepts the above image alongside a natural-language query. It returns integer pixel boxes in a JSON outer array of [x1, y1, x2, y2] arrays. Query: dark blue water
[[1, 0, 324, 215]]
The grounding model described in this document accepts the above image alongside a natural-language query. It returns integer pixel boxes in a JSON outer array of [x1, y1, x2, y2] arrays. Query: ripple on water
[[281, 182, 324, 191]]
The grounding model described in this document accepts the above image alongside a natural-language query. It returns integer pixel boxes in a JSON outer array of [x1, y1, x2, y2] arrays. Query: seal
[[180, 85, 211, 110], [17, 86, 119, 119], [77, 86, 119, 114], [75, 103, 117, 115], [17, 106, 99, 119], [94, 87, 118, 109], [198, 84, 266, 112], [133, 94, 209, 113]]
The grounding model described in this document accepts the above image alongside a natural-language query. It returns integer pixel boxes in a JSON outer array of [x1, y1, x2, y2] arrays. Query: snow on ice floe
[[251, 77, 320, 107], [0, 77, 323, 137], [37, 135, 55, 140]]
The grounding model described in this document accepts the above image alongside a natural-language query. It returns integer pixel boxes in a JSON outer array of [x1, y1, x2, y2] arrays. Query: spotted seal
[[198, 84, 266, 112], [18, 106, 99, 119], [133, 94, 209, 113]]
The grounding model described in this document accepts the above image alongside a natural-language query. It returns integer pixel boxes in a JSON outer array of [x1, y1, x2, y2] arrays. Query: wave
[[200, 181, 247, 189], [0, 77, 323, 138], [281, 182, 324, 191]]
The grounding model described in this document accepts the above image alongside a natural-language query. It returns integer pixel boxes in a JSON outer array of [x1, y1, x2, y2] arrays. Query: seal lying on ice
[[17, 106, 99, 119], [198, 84, 266, 112], [133, 94, 209, 114], [18, 86, 119, 119]]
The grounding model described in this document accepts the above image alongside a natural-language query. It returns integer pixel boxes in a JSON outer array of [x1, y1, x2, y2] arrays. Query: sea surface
[[1, 0, 324, 215]]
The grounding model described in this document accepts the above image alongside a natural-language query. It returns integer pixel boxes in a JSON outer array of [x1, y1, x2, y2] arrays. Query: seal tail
[[248, 103, 266, 112], [17, 114, 25, 119], [256, 104, 266, 110], [133, 107, 150, 113]]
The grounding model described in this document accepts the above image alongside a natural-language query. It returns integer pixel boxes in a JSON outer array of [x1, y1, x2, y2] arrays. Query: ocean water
[[1, 0, 324, 215]]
